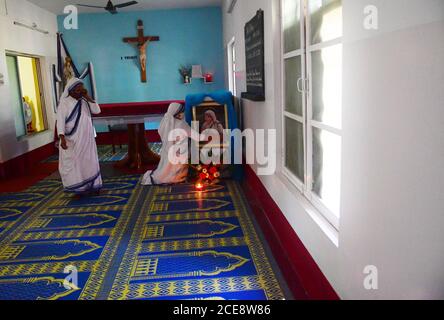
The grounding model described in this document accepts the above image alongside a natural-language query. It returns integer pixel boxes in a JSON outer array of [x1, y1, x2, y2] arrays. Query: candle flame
[[196, 183, 204, 190]]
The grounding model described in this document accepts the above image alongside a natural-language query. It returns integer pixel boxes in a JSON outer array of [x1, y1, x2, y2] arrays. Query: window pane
[[312, 127, 341, 216], [17, 56, 47, 134], [309, 0, 342, 44], [285, 56, 303, 116], [6, 56, 26, 138], [283, 0, 301, 53], [311, 44, 342, 129], [285, 117, 305, 182]]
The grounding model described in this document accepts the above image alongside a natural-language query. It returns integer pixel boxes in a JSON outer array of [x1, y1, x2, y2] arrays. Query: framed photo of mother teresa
[[192, 101, 229, 139]]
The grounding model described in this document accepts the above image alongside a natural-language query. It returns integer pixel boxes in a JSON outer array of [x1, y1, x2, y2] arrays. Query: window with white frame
[[281, 0, 342, 229], [227, 38, 237, 96]]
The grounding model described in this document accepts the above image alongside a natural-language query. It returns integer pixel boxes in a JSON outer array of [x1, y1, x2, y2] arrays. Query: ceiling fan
[[77, 0, 138, 15]]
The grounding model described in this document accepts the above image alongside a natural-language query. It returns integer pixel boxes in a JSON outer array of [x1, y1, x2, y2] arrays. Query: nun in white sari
[[142, 103, 193, 185], [56, 78, 103, 194]]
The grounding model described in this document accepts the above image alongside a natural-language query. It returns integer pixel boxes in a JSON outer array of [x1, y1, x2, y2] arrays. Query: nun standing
[[56, 78, 103, 195]]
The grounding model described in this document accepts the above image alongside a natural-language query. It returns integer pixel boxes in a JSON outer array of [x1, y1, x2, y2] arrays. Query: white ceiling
[[27, 0, 222, 15]]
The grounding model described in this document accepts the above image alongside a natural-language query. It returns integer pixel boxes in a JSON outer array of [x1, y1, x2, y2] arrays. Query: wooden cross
[[123, 20, 160, 83]]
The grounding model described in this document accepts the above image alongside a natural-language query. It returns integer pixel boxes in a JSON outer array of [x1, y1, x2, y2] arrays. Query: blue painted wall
[[57, 7, 224, 104]]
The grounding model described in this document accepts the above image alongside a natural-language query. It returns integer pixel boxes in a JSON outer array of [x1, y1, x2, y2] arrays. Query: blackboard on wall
[[241, 9, 266, 102]]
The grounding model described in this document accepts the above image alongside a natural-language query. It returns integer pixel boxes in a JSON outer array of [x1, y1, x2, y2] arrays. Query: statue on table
[[22, 96, 34, 133]]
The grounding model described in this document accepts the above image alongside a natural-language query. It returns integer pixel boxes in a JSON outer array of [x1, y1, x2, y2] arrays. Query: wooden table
[[93, 101, 184, 170]]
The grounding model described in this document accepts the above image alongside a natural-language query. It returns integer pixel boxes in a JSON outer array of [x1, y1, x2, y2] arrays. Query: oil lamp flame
[[195, 183, 204, 191]]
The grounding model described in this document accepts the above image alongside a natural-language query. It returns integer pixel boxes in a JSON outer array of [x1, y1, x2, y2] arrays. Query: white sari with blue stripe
[[56, 78, 102, 194], [141, 103, 191, 186]]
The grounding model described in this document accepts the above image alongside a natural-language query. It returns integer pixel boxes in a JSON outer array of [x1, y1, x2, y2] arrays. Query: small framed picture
[[192, 101, 229, 148], [192, 101, 229, 134]]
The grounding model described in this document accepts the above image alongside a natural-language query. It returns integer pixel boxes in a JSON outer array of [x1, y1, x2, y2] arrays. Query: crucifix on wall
[[123, 20, 160, 83]]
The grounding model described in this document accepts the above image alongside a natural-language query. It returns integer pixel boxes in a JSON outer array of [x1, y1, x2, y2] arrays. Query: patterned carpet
[[0, 175, 288, 300], [44, 144, 162, 163]]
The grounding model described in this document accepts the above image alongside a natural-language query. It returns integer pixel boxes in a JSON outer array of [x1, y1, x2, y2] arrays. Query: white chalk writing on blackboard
[[242, 9, 265, 101], [245, 41, 263, 52]]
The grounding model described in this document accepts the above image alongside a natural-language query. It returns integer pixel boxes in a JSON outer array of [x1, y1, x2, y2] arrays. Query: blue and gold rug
[[0, 176, 287, 300]]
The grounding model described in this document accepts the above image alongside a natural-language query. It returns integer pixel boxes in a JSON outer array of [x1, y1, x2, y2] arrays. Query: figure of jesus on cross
[[123, 20, 159, 83], [138, 40, 148, 77]]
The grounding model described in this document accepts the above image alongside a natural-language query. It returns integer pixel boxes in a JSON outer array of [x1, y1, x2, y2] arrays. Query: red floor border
[[242, 165, 340, 300], [0, 142, 57, 181]]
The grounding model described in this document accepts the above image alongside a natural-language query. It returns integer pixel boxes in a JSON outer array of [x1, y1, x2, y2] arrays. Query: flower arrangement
[[179, 65, 192, 84], [190, 164, 221, 190]]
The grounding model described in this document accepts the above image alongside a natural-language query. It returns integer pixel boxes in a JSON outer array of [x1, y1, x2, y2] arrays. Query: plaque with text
[[241, 9, 265, 102]]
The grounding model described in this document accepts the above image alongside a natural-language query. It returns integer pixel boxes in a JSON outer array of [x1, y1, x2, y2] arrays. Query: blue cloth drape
[[185, 91, 243, 181]]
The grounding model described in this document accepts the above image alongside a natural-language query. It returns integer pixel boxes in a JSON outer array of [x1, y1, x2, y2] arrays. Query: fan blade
[[114, 1, 138, 9], [76, 4, 106, 9]]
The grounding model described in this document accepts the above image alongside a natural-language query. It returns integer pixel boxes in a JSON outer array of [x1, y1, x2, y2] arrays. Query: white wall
[[223, 0, 444, 299], [0, 0, 57, 163]]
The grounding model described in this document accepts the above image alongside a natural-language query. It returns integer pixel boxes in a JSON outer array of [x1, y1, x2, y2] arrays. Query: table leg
[[116, 123, 160, 170]]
